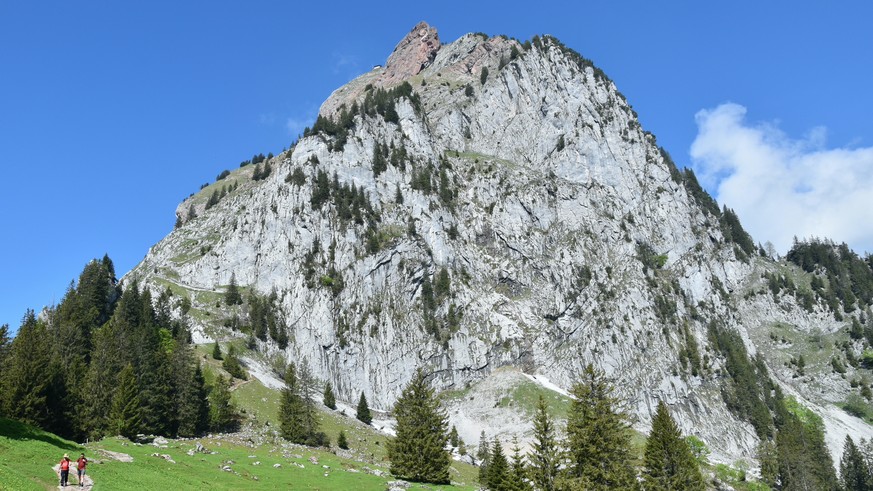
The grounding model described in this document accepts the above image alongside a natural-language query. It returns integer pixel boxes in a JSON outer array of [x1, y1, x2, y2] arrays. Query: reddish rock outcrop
[[380, 21, 440, 86]]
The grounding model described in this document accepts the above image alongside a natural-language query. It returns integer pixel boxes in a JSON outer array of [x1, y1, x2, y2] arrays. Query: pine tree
[[529, 394, 560, 491], [840, 435, 872, 491], [338, 430, 349, 450], [357, 391, 372, 425], [449, 425, 460, 448], [485, 437, 512, 491], [323, 381, 336, 410], [386, 369, 451, 484], [477, 430, 491, 468], [212, 342, 223, 360], [642, 400, 705, 490], [225, 273, 242, 306], [80, 321, 123, 439], [222, 345, 246, 380], [0, 323, 10, 369], [174, 343, 209, 438], [776, 410, 837, 491], [0, 311, 55, 429], [562, 364, 638, 490], [279, 363, 306, 443], [110, 364, 142, 439], [297, 363, 327, 446], [510, 436, 532, 491], [208, 374, 236, 431]]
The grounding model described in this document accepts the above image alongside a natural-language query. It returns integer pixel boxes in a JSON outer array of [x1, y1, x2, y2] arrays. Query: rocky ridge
[[131, 22, 873, 466]]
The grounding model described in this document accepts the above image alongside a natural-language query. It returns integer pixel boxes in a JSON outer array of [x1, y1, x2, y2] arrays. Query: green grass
[[225, 368, 480, 487], [0, 417, 85, 490], [1, 415, 477, 491], [498, 379, 572, 419]]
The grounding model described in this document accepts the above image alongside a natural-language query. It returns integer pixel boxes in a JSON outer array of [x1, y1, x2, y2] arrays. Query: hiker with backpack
[[58, 454, 71, 487], [76, 453, 88, 487]]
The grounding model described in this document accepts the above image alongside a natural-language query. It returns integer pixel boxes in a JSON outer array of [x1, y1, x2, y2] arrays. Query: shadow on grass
[[0, 417, 81, 451]]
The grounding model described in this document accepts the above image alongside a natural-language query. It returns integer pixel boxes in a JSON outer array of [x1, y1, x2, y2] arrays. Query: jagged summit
[[382, 21, 440, 86], [132, 24, 873, 467]]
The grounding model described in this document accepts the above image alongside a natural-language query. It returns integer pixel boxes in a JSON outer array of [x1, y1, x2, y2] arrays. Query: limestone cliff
[[130, 23, 873, 465]]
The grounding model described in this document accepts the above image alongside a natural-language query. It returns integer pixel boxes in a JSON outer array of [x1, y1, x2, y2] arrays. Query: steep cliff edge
[[130, 23, 873, 465]]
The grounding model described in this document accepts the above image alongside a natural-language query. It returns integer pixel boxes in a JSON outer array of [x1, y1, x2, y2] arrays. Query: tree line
[[0, 257, 229, 442]]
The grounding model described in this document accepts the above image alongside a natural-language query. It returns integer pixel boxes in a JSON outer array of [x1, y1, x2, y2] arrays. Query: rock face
[[131, 25, 873, 466], [382, 21, 440, 86]]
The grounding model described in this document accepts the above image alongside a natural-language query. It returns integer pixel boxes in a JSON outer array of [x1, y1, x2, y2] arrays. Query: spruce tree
[[510, 436, 532, 491], [642, 400, 705, 490], [485, 437, 512, 491], [477, 430, 491, 469], [529, 394, 560, 491], [212, 342, 223, 360], [840, 435, 872, 491], [357, 391, 372, 425], [0, 323, 10, 370], [297, 363, 327, 446], [225, 273, 242, 306], [338, 430, 349, 450], [0, 311, 54, 429], [776, 410, 837, 491], [174, 345, 209, 438], [323, 381, 336, 410], [208, 374, 236, 431], [222, 345, 246, 380], [386, 369, 451, 484], [80, 321, 123, 439], [562, 364, 638, 490], [110, 364, 142, 439], [279, 364, 305, 443], [449, 425, 459, 448]]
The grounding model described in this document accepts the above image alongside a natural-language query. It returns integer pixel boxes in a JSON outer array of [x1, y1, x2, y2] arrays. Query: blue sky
[[2, 1, 872, 331]]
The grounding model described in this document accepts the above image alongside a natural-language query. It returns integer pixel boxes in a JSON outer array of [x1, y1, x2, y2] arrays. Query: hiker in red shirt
[[76, 453, 88, 487], [58, 453, 71, 487]]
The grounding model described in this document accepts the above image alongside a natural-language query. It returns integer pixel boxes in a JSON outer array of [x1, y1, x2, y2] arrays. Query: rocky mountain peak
[[382, 21, 440, 86], [138, 24, 873, 468]]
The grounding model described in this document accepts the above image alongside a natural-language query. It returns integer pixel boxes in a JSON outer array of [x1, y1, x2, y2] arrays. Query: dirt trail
[[51, 463, 93, 490]]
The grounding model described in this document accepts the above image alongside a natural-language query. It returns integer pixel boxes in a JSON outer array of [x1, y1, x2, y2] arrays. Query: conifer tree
[[642, 400, 705, 490], [279, 363, 306, 443], [562, 364, 638, 490], [208, 374, 236, 431], [225, 272, 243, 306], [485, 437, 512, 491], [510, 436, 532, 491], [0, 323, 10, 370], [323, 381, 336, 410], [174, 341, 209, 438], [449, 425, 460, 448], [386, 369, 451, 484], [80, 321, 123, 438], [297, 363, 327, 446], [222, 345, 246, 380], [477, 430, 491, 468], [212, 342, 223, 360], [840, 435, 872, 491], [110, 364, 142, 439], [529, 394, 560, 491], [776, 410, 837, 491], [357, 391, 372, 425], [0, 311, 54, 428], [338, 430, 349, 450]]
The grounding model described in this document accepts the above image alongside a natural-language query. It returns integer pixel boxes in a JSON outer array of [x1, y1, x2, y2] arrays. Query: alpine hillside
[[127, 22, 873, 468]]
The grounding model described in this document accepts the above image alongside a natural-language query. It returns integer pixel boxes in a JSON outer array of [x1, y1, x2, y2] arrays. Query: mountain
[[128, 22, 873, 466]]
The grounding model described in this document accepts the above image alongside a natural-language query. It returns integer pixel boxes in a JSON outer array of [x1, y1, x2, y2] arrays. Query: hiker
[[76, 453, 88, 487], [58, 453, 71, 487]]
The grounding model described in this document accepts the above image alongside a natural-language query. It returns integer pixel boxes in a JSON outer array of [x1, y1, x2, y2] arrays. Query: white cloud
[[690, 103, 873, 255]]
